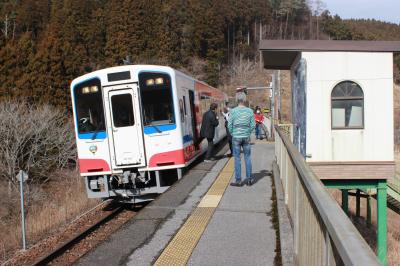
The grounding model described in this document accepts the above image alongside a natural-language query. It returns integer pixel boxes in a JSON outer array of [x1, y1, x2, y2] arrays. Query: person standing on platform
[[200, 102, 219, 162], [222, 107, 233, 157], [228, 92, 255, 186], [254, 106, 264, 140]]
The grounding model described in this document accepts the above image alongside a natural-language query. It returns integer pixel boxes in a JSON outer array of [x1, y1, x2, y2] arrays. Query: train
[[70, 65, 228, 202]]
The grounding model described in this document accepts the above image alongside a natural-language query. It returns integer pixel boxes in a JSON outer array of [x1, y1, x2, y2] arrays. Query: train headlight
[[89, 145, 98, 154], [155, 77, 164, 85], [146, 79, 155, 86], [90, 86, 98, 93], [89, 179, 98, 189], [82, 86, 90, 94]]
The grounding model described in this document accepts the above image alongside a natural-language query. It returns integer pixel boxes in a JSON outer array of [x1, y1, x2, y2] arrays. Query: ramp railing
[[274, 126, 380, 265]]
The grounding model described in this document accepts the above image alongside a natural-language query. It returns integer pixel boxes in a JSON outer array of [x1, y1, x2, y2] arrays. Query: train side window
[[111, 94, 135, 127], [139, 72, 175, 126], [179, 99, 184, 122], [74, 78, 106, 134], [200, 94, 211, 115], [183, 95, 187, 115]]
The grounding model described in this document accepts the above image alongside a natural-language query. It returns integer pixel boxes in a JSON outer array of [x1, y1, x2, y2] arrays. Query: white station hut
[[260, 40, 400, 264], [260, 40, 400, 178]]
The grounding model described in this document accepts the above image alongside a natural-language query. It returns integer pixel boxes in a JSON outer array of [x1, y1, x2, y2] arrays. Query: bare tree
[[221, 55, 274, 108], [228, 55, 257, 86], [178, 57, 208, 82], [1, 13, 17, 41], [1, 14, 9, 39], [0, 101, 76, 190], [306, 0, 313, 38], [307, 0, 327, 39]]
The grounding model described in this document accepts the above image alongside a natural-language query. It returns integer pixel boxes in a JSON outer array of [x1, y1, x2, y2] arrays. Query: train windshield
[[139, 72, 175, 126], [74, 78, 106, 135]]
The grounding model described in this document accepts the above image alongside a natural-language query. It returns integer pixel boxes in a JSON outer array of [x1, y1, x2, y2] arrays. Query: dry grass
[[394, 84, 400, 144], [278, 70, 292, 122], [395, 145, 400, 173], [302, 145, 400, 264], [0, 169, 98, 262], [328, 189, 400, 265], [325, 146, 400, 265]]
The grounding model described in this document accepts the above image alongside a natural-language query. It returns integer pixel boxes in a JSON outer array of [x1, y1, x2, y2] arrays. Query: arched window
[[331, 81, 364, 129]]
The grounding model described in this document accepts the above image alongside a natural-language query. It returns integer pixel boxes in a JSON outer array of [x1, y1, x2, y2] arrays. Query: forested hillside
[[321, 12, 400, 82], [0, 0, 399, 110]]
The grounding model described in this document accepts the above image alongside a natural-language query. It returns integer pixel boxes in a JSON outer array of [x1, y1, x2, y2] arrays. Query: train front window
[[139, 72, 175, 126], [74, 79, 106, 134]]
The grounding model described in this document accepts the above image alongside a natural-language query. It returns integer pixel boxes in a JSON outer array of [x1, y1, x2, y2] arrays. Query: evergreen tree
[[1, 0, 400, 110], [104, 0, 132, 65], [157, 0, 188, 65], [321, 11, 353, 40], [0, 32, 35, 99], [16, 0, 50, 37]]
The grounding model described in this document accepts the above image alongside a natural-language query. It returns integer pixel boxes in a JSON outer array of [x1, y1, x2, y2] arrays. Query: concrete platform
[[76, 140, 286, 266], [186, 142, 276, 266], [76, 143, 229, 266]]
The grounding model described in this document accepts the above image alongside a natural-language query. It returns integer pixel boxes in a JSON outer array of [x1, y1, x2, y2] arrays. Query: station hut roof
[[259, 40, 400, 70]]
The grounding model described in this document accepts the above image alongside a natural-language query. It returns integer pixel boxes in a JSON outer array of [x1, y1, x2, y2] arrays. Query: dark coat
[[200, 109, 219, 139]]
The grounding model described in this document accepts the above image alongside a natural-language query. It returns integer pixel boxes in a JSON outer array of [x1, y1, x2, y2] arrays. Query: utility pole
[[271, 72, 276, 139], [278, 69, 281, 122], [246, 77, 274, 139]]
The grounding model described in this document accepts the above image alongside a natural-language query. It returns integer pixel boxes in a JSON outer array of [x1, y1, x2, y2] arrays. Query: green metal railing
[[275, 126, 380, 265]]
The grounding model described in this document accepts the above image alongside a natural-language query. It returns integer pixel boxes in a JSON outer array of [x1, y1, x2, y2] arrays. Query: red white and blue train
[[71, 65, 227, 202]]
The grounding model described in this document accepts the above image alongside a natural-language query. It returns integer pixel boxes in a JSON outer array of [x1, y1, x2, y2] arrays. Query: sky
[[323, 0, 400, 24]]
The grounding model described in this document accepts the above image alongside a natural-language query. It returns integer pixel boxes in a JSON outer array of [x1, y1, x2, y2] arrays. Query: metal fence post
[[275, 126, 380, 265], [285, 151, 289, 204], [18, 171, 27, 250]]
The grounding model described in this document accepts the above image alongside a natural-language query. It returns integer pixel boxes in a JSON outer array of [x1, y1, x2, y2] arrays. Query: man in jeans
[[228, 92, 255, 186]]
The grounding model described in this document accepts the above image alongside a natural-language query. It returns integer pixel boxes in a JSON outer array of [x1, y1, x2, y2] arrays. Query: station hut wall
[[301, 52, 394, 162]]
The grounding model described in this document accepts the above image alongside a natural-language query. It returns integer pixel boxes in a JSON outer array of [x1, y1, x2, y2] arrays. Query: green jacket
[[228, 106, 255, 138]]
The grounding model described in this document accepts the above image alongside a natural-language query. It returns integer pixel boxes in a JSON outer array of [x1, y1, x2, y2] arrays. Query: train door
[[106, 85, 145, 167], [189, 90, 199, 149], [180, 91, 190, 139]]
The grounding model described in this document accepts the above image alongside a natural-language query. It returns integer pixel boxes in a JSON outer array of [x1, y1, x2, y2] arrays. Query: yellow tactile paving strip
[[154, 158, 234, 266], [254, 140, 274, 144]]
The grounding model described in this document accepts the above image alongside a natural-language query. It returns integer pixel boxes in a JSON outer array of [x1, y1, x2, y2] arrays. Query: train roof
[[71, 65, 176, 87], [70, 65, 221, 93]]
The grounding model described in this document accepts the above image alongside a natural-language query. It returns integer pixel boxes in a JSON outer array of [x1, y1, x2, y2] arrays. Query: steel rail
[[29, 140, 229, 265], [275, 126, 380, 265], [30, 204, 124, 266]]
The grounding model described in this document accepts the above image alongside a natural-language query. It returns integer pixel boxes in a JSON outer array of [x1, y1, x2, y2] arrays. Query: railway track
[[31, 204, 124, 266], [3, 201, 140, 266]]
